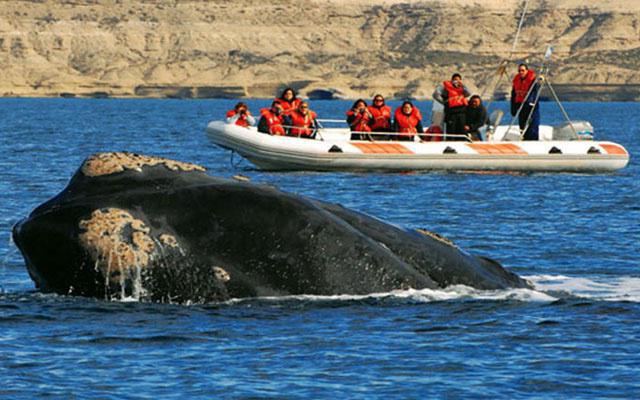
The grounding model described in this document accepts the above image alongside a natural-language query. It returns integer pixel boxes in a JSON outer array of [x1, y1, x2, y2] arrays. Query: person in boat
[[367, 94, 392, 133], [433, 73, 471, 139], [226, 102, 256, 127], [284, 101, 319, 139], [274, 87, 302, 116], [346, 99, 374, 140], [464, 95, 488, 141], [257, 101, 286, 135], [392, 101, 423, 141], [511, 63, 540, 141]]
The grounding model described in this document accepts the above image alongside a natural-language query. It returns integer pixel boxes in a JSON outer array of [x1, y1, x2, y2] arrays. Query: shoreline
[[2, 84, 638, 102]]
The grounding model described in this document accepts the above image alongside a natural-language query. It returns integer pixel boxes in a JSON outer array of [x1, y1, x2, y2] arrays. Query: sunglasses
[[374, 99, 384, 102], [300, 106, 308, 109]]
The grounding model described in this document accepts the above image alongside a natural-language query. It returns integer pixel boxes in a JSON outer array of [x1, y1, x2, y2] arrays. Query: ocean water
[[0, 98, 638, 399]]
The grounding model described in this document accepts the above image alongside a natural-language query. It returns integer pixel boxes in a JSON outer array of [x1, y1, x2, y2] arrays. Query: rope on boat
[[229, 150, 245, 170]]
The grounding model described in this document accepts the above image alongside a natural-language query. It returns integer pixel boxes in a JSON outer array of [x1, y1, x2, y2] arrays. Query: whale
[[12, 152, 530, 303]]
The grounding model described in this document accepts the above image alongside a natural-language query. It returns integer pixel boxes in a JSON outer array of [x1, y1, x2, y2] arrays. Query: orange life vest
[[394, 107, 422, 136], [274, 98, 302, 116], [226, 109, 250, 127], [260, 108, 285, 135], [289, 109, 317, 137], [443, 81, 469, 108], [367, 105, 391, 131], [512, 70, 537, 104], [346, 109, 372, 133]]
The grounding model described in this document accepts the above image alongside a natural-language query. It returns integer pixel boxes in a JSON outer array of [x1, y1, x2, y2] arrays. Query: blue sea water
[[0, 98, 639, 399]]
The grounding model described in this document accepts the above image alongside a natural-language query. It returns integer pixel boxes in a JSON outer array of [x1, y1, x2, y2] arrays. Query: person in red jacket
[[367, 94, 392, 132], [225, 102, 255, 127], [257, 102, 285, 135], [392, 101, 423, 141], [346, 99, 373, 140], [511, 63, 540, 140], [284, 101, 318, 139], [274, 87, 302, 116], [433, 73, 470, 138]]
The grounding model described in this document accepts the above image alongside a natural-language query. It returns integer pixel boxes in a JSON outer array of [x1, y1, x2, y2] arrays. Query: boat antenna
[[480, 0, 530, 107], [510, 0, 530, 57]]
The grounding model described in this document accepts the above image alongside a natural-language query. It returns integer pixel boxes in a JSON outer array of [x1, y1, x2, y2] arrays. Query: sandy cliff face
[[1, 0, 639, 100]]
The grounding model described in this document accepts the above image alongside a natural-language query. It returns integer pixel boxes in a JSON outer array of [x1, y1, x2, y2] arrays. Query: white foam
[[113, 275, 640, 305], [527, 274, 640, 302], [225, 284, 557, 304]]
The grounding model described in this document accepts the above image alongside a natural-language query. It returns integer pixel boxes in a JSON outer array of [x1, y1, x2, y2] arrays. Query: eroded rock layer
[[1, 0, 639, 100]]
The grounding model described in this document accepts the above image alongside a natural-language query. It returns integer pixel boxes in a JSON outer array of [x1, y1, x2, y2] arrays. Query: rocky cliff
[[1, 0, 639, 100]]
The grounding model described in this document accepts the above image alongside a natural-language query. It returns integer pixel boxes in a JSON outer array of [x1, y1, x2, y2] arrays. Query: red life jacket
[[423, 125, 443, 142], [289, 109, 317, 137], [346, 109, 372, 133], [367, 105, 391, 131], [274, 98, 301, 116], [260, 108, 285, 135], [394, 107, 422, 136], [443, 81, 469, 108], [512, 70, 536, 103], [226, 109, 250, 127]]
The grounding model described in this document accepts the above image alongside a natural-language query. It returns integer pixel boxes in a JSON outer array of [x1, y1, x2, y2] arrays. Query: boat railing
[[277, 122, 474, 142], [348, 130, 474, 143], [280, 124, 324, 140]]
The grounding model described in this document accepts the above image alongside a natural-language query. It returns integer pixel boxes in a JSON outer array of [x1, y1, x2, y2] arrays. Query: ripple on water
[[0, 99, 639, 398]]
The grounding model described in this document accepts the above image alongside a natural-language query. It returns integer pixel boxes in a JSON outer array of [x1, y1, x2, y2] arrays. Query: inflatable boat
[[205, 120, 629, 173]]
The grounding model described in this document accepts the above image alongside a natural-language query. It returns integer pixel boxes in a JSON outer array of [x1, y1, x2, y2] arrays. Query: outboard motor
[[553, 121, 594, 140]]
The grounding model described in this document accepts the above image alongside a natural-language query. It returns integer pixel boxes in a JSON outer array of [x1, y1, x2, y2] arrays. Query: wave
[[526, 274, 640, 302], [223, 285, 556, 305], [5, 275, 639, 306], [223, 275, 640, 305]]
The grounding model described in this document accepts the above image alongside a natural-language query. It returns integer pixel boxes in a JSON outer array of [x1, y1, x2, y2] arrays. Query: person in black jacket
[[464, 95, 488, 141]]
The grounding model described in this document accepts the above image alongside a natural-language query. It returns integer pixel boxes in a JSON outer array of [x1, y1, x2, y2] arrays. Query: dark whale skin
[[12, 153, 530, 303]]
